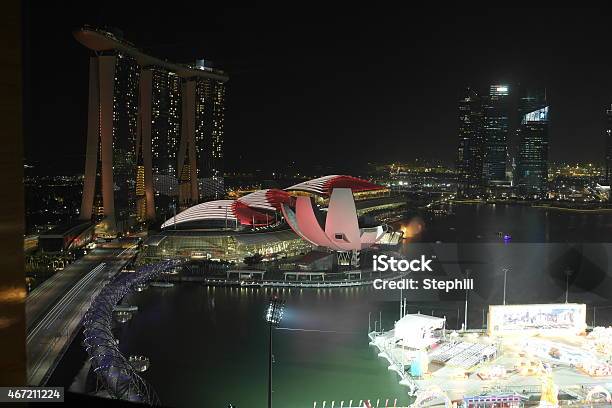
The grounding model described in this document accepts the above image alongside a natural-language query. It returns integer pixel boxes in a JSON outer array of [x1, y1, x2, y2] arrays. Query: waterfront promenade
[[164, 270, 405, 289]]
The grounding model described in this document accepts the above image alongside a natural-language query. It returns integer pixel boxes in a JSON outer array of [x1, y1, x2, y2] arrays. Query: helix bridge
[[82, 259, 182, 405]]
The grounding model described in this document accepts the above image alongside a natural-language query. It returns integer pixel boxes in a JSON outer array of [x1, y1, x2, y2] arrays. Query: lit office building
[[456, 87, 485, 198], [606, 105, 612, 201], [516, 89, 549, 199], [483, 84, 510, 185]]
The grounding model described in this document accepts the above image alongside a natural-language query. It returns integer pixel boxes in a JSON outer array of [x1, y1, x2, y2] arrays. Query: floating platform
[[150, 282, 174, 288], [113, 305, 138, 312]]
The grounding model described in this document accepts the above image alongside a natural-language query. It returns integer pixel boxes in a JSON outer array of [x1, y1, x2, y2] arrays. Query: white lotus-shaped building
[[281, 188, 386, 252]]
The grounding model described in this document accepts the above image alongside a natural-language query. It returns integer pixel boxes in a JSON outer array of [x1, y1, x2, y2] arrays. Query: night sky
[[23, 5, 612, 174]]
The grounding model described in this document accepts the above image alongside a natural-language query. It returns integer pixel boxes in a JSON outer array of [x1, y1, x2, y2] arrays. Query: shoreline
[[164, 273, 405, 289], [531, 204, 612, 213], [450, 199, 612, 213]]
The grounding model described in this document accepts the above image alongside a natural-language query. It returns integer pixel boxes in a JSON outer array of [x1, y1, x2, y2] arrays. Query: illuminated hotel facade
[[606, 105, 612, 202], [75, 27, 229, 233], [195, 71, 226, 201], [149, 67, 181, 203]]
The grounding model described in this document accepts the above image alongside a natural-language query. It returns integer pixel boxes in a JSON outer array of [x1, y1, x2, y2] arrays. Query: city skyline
[[23, 6, 612, 175], [9, 6, 612, 407]]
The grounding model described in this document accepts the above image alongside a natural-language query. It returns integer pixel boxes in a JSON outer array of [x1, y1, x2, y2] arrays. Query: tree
[[244, 253, 263, 266]]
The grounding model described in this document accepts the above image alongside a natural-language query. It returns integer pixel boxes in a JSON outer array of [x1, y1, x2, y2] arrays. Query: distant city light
[[522, 106, 549, 123]]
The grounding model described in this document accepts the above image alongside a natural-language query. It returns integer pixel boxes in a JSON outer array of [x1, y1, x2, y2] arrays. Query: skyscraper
[[606, 105, 612, 202], [148, 67, 182, 217], [177, 79, 199, 210], [194, 61, 226, 201], [75, 27, 229, 234], [135, 147, 147, 223], [79, 51, 139, 234], [112, 53, 140, 231], [516, 88, 549, 199], [483, 84, 510, 185], [456, 87, 485, 198]]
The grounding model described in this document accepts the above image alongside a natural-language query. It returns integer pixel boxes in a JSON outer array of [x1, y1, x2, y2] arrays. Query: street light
[[265, 297, 285, 408], [564, 268, 572, 304], [464, 269, 471, 331]]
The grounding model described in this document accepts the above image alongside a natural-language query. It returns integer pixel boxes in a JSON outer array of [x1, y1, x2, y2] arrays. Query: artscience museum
[[138, 175, 405, 266]]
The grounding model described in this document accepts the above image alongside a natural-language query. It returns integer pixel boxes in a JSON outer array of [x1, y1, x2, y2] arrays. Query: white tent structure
[[394, 314, 446, 350]]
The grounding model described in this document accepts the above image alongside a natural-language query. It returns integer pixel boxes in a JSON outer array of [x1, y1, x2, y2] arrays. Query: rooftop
[[74, 26, 229, 82]]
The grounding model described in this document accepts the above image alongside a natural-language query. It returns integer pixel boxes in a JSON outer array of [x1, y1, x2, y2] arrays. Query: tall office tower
[[456, 87, 485, 198], [516, 89, 549, 199], [75, 27, 229, 232], [606, 106, 612, 186], [483, 84, 510, 184]]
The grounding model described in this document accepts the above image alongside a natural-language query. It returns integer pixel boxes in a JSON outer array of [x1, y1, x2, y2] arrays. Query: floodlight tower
[[502, 267, 509, 305], [265, 297, 285, 408], [564, 268, 573, 303]]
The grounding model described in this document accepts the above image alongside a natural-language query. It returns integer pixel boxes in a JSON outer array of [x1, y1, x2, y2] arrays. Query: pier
[[368, 315, 612, 405]]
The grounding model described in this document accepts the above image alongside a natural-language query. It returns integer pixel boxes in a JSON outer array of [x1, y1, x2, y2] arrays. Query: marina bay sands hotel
[[74, 26, 229, 234]]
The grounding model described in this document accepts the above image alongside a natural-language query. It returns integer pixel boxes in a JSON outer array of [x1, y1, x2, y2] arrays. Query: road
[[26, 244, 138, 386], [26, 247, 121, 330]]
